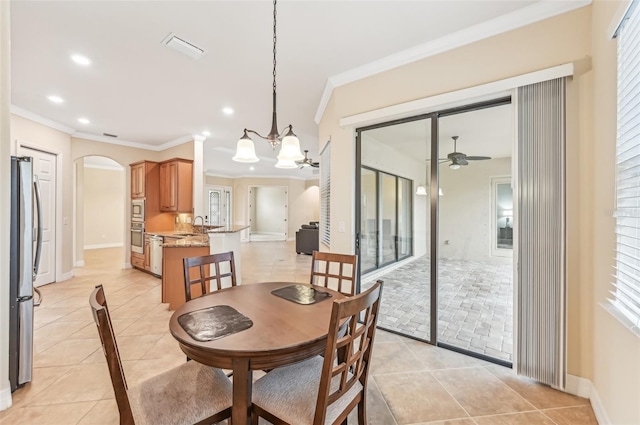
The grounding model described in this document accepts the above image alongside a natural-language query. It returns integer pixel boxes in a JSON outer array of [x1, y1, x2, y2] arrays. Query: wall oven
[[131, 222, 144, 254], [131, 199, 145, 222]]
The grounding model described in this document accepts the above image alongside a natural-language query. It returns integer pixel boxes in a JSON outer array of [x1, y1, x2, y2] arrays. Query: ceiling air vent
[[162, 33, 206, 60], [103, 132, 118, 138]]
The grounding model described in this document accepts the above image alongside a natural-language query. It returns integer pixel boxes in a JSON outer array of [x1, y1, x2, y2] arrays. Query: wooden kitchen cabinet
[[159, 158, 193, 213], [129, 160, 159, 200]]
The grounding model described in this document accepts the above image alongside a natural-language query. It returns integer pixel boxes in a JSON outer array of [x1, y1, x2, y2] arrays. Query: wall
[[10, 115, 74, 280], [439, 158, 512, 262], [83, 167, 125, 248], [0, 0, 11, 409], [206, 175, 320, 239], [590, 1, 640, 424], [318, 4, 594, 400], [253, 186, 287, 234]]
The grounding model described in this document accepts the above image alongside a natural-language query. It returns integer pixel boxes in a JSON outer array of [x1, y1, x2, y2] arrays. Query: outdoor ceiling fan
[[439, 136, 491, 169], [296, 150, 319, 169]]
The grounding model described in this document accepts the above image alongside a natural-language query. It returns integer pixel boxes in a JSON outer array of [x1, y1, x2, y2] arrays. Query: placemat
[[177, 305, 253, 342], [271, 284, 332, 305]]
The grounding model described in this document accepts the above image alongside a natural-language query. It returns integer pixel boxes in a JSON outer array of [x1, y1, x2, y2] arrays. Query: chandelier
[[232, 0, 304, 168]]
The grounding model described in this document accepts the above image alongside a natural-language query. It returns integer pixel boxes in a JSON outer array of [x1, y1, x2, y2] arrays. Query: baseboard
[[122, 263, 132, 269], [59, 270, 74, 282], [84, 242, 124, 250], [287, 237, 295, 242], [0, 382, 12, 410], [74, 260, 85, 267], [566, 374, 611, 425]]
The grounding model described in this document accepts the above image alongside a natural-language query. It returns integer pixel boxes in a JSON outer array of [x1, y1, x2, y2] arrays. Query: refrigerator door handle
[[33, 176, 43, 282], [33, 287, 42, 307]]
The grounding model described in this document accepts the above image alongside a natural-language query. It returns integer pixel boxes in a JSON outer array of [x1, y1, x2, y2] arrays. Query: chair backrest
[[183, 251, 237, 302], [314, 280, 383, 425], [90, 285, 135, 425], [310, 251, 358, 296]]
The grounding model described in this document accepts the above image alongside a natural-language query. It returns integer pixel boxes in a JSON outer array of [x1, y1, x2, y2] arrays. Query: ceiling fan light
[[449, 163, 461, 170], [233, 132, 259, 163], [275, 157, 298, 169], [415, 185, 428, 196]]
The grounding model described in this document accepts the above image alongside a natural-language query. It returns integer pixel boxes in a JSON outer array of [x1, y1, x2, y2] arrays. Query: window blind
[[320, 142, 331, 247], [612, 0, 640, 329]]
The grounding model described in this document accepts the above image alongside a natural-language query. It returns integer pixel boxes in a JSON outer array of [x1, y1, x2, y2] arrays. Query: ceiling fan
[[296, 150, 319, 169], [439, 136, 491, 169]]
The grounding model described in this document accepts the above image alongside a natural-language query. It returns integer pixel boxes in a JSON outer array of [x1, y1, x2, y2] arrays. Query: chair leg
[[357, 396, 367, 425]]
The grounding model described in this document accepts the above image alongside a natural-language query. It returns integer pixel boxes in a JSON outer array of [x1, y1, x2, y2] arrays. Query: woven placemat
[[271, 284, 332, 305], [178, 305, 253, 342]]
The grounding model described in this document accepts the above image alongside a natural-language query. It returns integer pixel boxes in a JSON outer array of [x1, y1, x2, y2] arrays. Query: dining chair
[[90, 285, 232, 425], [251, 280, 383, 425], [310, 251, 358, 296], [183, 251, 237, 302]]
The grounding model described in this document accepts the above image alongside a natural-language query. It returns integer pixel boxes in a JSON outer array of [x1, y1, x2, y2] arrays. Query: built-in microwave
[[131, 199, 145, 222]]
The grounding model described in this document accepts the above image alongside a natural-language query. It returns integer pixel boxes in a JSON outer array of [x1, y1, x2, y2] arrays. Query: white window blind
[[320, 142, 331, 246], [612, 0, 640, 329]]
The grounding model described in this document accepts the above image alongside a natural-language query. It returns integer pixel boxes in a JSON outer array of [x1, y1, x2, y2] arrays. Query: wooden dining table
[[169, 281, 345, 425]]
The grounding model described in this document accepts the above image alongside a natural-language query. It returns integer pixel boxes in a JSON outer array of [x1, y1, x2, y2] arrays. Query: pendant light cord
[[273, 0, 277, 96]]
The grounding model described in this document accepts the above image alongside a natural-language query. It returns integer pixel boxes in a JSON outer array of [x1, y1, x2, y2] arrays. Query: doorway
[[357, 97, 514, 365], [205, 185, 232, 226], [248, 186, 288, 241]]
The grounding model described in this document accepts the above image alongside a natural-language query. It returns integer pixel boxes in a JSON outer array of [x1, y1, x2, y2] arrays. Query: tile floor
[[362, 255, 513, 362], [0, 242, 596, 425]]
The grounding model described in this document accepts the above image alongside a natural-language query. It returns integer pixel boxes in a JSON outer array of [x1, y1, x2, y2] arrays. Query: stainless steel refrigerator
[[9, 156, 42, 392]]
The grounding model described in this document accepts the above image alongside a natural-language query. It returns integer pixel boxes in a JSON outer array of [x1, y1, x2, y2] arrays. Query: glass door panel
[[397, 177, 413, 260], [437, 104, 514, 363], [380, 172, 397, 266], [361, 168, 378, 273]]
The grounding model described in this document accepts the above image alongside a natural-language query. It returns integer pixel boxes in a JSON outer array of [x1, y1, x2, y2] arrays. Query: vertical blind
[[320, 141, 331, 247], [516, 78, 566, 389], [612, 0, 640, 329]]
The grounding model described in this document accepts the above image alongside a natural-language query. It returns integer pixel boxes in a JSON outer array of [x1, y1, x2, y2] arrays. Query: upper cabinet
[[159, 158, 193, 213], [130, 160, 159, 199]]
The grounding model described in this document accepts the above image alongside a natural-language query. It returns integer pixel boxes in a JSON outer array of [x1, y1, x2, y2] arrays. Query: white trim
[[0, 384, 12, 410], [59, 270, 74, 282], [156, 134, 194, 151], [83, 163, 124, 171], [589, 381, 612, 425], [609, 0, 635, 38], [204, 172, 315, 181], [340, 63, 574, 129], [122, 262, 132, 269], [84, 242, 124, 250], [74, 260, 85, 267], [314, 1, 590, 123], [10, 105, 75, 134], [73, 132, 158, 151], [565, 374, 591, 398]]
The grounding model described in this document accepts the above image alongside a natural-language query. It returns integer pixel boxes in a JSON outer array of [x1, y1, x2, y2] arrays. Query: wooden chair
[[183, 251, 237, 302], [89, 285, 232, 425], [310, 251, 358, 296], [252, 280, 383, 425]]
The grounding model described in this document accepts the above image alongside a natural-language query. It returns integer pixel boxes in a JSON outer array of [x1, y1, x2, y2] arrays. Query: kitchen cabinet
[[159, 158, 193, 213], [162, 245, 209, 310], [131, 252, 145, 269], [144, 234, 151, 271], [130, 162, 145, 198]]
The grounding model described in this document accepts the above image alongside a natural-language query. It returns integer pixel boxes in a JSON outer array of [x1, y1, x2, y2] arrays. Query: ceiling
[[11, 1, 563, 178]]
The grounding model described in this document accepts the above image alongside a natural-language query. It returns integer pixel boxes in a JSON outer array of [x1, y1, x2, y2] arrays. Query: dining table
[[169, 281, 345, 425]]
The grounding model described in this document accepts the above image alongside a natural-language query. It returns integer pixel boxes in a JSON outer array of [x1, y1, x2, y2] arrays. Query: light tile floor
[[0, 243, 596, 425], [363, 255, 513, 362]]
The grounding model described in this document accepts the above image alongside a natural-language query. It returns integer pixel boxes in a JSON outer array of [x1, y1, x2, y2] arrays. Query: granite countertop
[[162, 234, 210, 248], [206, 225, 250, 234]]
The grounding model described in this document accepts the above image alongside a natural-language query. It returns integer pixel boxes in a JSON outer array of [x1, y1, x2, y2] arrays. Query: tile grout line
[[369, 375, 399, 425], [427, 369, 475, 422]]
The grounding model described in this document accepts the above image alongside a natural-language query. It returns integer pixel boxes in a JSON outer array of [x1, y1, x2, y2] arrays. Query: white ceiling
[[10, 1, 568, 178]]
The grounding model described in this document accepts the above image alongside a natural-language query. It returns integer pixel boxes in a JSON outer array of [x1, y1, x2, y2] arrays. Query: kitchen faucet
[[193, 216, 205, 235]]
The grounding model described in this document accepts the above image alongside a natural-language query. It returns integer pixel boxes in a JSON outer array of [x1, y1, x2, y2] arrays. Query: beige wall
[[591, 1, 640, 424], [206, 175, 320, 239], [83, 167, 125, 248], [320, 3, 640, 422], [0, 0, 11, 405]]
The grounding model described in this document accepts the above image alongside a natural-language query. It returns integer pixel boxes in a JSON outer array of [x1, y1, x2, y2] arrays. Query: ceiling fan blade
[[465, 156, 491, 161], [311, 162, 320, 168], [439, 159, 450, 164], [457, 158, 469, 165]]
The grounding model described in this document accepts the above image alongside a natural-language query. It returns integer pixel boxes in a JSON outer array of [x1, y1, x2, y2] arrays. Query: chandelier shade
[[232, 0, 303, 167]]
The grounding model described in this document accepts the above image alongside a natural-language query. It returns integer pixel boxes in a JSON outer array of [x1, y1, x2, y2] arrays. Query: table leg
[[232, 358, 253, 425]]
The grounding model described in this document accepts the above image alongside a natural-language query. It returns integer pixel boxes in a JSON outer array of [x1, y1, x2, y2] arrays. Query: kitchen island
[[162, 225, 249, 310]]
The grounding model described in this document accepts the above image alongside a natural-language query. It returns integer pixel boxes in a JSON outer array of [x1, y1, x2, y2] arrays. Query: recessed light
[[71, 54, 91, 66], [249, 166, 255, 171], [77, 117, 90, 124], [47, 95, 64, 104], [202, 131, 211, 137], [222, 107, 234, 115]]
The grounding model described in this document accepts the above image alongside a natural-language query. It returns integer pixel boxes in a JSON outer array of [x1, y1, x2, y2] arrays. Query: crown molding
[[11, 105, 76, 134], [72, 131, 159, 151], [314, 0, 591, 124], [205, 171, 316, 181], [83, 163, 124, 171], [156, 134, 195, 150]]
